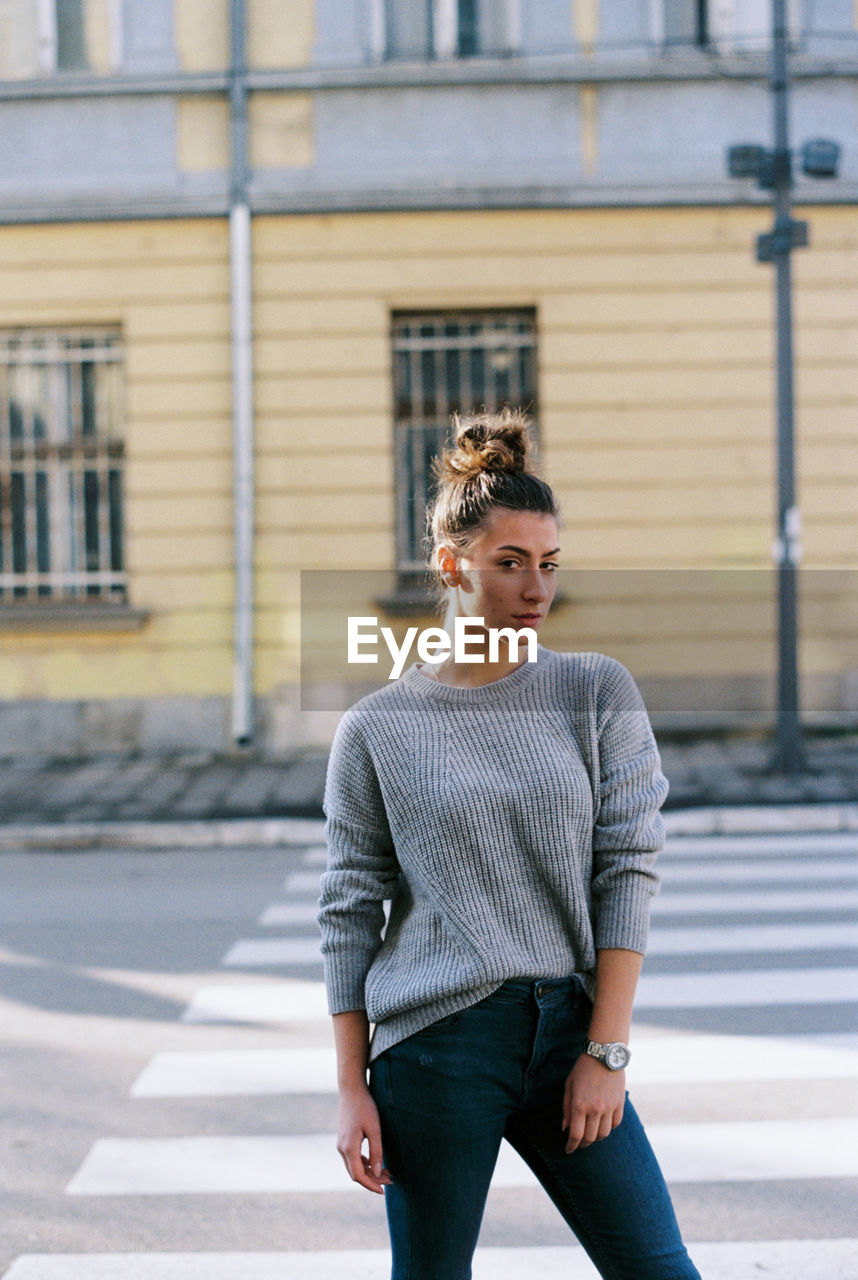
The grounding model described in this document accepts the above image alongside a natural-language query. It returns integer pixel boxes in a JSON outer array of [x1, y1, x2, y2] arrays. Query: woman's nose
[[521, 569, 550, 600]]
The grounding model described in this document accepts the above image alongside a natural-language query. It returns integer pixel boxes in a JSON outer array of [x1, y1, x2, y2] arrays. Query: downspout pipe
[[229, 0, 255, 744]]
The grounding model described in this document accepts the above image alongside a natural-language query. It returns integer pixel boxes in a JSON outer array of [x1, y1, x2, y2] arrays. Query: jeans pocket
[[416, 1008, 464, 1036]]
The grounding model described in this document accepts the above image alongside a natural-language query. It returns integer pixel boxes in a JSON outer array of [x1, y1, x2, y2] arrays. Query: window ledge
[[0, 602, 150, 632]]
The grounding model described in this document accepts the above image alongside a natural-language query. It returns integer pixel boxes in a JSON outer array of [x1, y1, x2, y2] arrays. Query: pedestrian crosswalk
[[129, 1031, 858, 1098], [6, 1240, 858, 1280], [64, 1117, 858, 1195], [5, 827, 858, 1279]]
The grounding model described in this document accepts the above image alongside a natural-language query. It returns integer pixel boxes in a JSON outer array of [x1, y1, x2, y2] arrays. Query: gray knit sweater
[[318, 646, 669, 1060]]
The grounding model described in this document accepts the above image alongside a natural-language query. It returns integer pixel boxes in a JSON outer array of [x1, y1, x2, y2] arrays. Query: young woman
[[318, 411, 701, 1280]]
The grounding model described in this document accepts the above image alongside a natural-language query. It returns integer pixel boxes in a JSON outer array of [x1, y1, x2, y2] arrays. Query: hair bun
[[437, 408, 534, 484]]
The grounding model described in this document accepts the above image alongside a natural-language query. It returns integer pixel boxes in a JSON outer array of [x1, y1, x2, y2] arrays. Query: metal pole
[[229, 0, 255, 744], [769, 0, 803, 773]]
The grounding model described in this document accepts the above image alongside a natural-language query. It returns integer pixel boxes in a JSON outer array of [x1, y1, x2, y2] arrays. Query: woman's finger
[[597, 1110, 614, 1142], [338, 1135, 387, 1194], [365, 1118, 386, 1181], [583, 1112, 603, 1147]]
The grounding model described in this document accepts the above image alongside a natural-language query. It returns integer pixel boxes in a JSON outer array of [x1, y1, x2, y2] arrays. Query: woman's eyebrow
[[495, 544, 561, 557]]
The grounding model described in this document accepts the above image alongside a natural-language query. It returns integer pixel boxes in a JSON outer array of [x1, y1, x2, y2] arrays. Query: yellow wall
[[174, 0, 315, 71], [250, 205, 857, 698], [0, 206, 855, 712], [0, 220, 234, 702]]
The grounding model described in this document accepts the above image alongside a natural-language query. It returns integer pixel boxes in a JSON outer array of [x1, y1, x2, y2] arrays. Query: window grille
[[392, 309, 538, 573], [382, 0, 517, 61], [656, 0, 799, 52], [0, 329, 126, 603], [0, 0, 112, 77]]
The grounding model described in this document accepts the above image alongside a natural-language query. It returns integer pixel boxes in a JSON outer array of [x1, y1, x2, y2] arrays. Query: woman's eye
[[497, 559, 558, 570]]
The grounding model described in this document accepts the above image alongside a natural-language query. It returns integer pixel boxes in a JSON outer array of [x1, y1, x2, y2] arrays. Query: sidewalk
[[0, 730, 856, 848]]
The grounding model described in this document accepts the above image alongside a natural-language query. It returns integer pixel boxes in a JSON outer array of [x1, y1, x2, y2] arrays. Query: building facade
[[0, 0, 856, 756]]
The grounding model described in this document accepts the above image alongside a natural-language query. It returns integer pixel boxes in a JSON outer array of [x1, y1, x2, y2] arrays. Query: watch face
[[605, 1043, 630, 1070]]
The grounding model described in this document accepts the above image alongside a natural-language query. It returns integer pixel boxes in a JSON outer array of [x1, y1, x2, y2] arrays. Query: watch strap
[[585, 1039, 631, 1070]]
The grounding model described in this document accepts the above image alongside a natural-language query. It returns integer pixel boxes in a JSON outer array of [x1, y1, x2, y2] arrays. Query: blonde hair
[[424, 407, 559, 607]]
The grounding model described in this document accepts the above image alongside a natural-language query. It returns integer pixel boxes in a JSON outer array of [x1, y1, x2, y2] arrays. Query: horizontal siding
[[126, 380, 231, 419], [128, 422, 232, 457], [0, 221, 234, 699], [0, 645, 232, 699], [0, 263, 230, 305], [125, 457, 233, 493], [132, 571, 234, 610], [545, 403, 856, 444], [256, 491, 392, 530], [541, 326, 858, 367], [255, 448, 392, 491], [126, 495, 233, 533], [125, 532, 235, 573], [0, 208, 855, 712]]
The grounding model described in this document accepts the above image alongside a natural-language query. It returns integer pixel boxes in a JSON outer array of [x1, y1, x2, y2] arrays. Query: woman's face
[[440, 507, 560, 635]]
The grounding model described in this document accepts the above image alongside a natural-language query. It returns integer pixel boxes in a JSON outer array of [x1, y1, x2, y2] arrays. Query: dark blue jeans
[[369, 976, 701, 1280]]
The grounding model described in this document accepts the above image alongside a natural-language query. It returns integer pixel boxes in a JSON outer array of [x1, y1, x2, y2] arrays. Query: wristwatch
[[585, 1040, 631, 1071]]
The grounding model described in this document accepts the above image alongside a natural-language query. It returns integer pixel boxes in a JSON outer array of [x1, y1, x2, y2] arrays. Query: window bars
[[0, 329, 126, 603], [392, 309, 538, 572], [382, 0, 518, 61]]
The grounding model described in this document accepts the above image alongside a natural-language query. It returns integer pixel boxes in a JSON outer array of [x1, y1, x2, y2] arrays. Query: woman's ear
[[435, 546, 459, 586]]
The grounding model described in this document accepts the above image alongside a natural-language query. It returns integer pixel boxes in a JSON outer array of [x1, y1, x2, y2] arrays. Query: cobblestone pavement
[[0, 730, 856, 827]]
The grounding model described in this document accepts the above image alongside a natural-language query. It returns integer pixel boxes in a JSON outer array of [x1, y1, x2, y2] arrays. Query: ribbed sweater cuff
[[594, 890, 652, 955], [323, 948, 372, 1015]]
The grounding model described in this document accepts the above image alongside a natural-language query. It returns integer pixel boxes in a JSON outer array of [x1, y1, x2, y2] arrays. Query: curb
[[0, 804, 856, 850], [0, 816, 326, 851]]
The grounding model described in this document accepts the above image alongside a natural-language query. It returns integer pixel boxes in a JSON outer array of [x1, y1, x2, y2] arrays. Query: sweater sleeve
[[590, 658, 669, 955], [318, 708, 400, 1015]]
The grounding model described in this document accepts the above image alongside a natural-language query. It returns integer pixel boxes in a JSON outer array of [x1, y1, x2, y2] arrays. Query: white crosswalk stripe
[[221, 937, 323, 966], [281, 869, 325, 894], [222, 921, 857, 969], [6, 1240, 858, 1280], [663, 832, 858, 857], [15, 831, 853, 1280], [257, 900, 319, 926], [646, 920, 857, 953], [259, 885, 858, 925], [181, 980, 328, 1024], [129, 1032, 858, 1097], [64, 1117, 858, 1195], [636, 966, 858, 1008], [657, 857, 858, 883], [652, 885, 858, 913]]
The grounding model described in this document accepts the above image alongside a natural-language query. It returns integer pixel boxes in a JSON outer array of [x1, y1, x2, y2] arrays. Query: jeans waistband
[[497, 975, 582, 997]]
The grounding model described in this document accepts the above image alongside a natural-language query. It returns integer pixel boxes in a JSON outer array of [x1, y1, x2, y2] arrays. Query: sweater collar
[[401, 645, 546, 704]]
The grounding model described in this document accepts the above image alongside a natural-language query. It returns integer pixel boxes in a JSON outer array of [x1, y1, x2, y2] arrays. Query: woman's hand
[[336, 1084, 393, 1194], [562, 1052, 626, 1153]]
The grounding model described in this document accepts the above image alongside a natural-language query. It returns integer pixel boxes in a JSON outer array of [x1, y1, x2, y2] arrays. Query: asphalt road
[[1, 831, 857, 1279]]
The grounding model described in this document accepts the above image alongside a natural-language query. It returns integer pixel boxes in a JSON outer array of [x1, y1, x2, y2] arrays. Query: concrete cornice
[[0, 183, 856, 226], [0, 52, 856, 101]]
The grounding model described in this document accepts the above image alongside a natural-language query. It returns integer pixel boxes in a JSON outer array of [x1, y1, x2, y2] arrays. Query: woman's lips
[[513, 614, 540, 623]]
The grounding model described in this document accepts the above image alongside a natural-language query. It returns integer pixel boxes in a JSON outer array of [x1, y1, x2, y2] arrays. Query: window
[[660, 0, 709, 48], [0, 330, 126, 603], [0, 0, 120, 78], [392, 310, 538, 574], [380, 0, 518, 61], [655, 0, 799, 53], [55, 0, 87, 70]]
